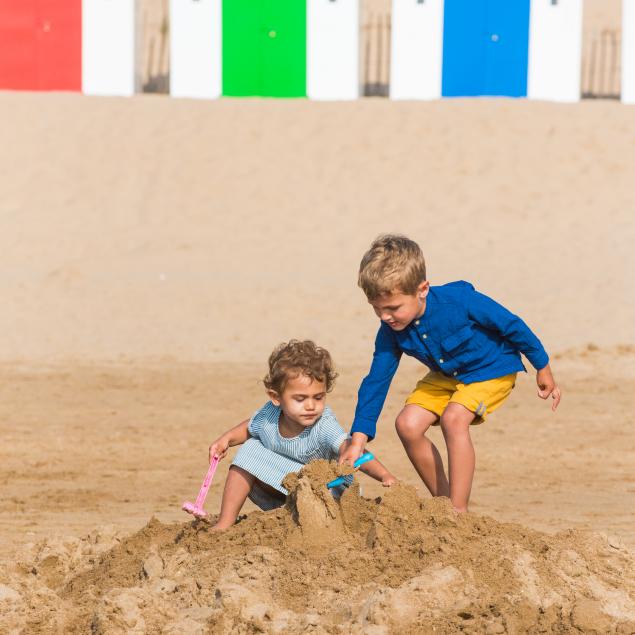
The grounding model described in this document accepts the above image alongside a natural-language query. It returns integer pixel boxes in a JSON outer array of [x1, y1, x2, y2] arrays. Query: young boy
[[340, 234, 561, 512]]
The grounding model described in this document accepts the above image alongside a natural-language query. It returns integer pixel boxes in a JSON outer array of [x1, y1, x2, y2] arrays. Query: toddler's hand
[[381, 474, 397, 487], [536, 365, 561, 411], [209, 437, 230, 463]]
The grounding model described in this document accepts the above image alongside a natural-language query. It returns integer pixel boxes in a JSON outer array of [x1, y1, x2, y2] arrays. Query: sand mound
[[2, 461, 634, 634]]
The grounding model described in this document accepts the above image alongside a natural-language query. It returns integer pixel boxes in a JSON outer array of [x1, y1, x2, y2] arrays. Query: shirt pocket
[[441, 325, 473, 356]]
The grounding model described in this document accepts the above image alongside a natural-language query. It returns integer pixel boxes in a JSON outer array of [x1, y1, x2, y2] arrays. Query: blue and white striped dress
[[231, 401, 350, 507]]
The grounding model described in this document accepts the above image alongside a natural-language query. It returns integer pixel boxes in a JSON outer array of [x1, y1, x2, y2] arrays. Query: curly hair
[[263, 340, 338, 395]]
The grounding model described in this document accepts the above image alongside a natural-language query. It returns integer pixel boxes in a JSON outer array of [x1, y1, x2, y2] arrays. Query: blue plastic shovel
[[326, 451, 375, 489]]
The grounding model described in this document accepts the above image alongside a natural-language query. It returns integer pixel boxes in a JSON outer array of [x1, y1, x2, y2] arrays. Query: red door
[[0, 0, 81, 91]]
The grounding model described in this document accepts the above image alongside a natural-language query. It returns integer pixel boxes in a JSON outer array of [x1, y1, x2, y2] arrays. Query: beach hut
[[0, 0, 82, 91], [170, 0, 222, 99], [390, 0, 583, 101], [222, 0, 307, 97], [207, 0, 357, 99], [82, 0, 138, 96], [307, 0, 360, 100], [527, 0, 583, 102], [442, 0, 532, 98], [0, 0, 138, 95], [624, 0, 635, 104], [390, 0, 444, 100]]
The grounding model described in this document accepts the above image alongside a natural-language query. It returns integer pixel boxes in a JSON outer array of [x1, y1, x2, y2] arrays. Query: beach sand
[[1, 88, 634, 632]]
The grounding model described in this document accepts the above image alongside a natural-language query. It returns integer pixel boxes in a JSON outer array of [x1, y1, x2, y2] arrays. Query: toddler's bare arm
[[209, 418, 250, 462], [359, 456, 397, 486]]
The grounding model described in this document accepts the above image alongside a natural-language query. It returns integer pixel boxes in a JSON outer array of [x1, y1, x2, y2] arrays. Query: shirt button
[[414, 320, 420, 326], [439, 358, 444, 364], [453, 371, 458, 376], [422, 334, 427, 339]]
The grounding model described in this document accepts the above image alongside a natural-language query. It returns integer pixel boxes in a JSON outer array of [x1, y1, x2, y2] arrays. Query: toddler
[[209, 339, 395, 529]]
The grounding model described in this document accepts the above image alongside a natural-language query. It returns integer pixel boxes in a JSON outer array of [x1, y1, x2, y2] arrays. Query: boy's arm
[[341, 323, 402, 464], [209, 418, 251, 463], [466, 289, 549, 371], [467, 289, 561, 410]]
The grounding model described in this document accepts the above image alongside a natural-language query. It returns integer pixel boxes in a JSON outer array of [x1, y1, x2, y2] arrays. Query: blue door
[[441, 0, 531, 97]]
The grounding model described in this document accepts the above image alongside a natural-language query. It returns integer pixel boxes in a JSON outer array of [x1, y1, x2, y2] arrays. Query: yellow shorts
[[405, 372, 517, 425]]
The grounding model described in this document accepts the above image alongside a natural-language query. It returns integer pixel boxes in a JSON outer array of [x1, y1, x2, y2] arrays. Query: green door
[[222, 0, 306, 97]]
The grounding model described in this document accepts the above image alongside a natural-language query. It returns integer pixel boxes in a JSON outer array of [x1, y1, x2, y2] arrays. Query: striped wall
[[2, 0, 635, 103]]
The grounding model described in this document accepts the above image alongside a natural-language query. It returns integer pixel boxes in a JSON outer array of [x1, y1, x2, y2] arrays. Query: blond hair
[[358, 234, 426, 300], [263, 340, 338, 395]]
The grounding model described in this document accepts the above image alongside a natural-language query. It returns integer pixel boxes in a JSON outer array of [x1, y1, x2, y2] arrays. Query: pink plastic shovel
[[182, 455, 220, 519]]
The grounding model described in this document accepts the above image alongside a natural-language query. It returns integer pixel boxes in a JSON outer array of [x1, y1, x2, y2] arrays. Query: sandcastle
[[1, 460, 634, 634]]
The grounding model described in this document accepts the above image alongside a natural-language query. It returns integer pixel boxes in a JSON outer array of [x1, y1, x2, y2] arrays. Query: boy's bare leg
[[213, 465, 255, 530], [395, 404, 449, 497], [439, 403, 476, 513]]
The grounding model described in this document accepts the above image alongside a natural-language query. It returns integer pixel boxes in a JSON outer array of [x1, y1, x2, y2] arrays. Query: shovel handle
[[194, 455, 220, 509], [326, 452, 374, 489]]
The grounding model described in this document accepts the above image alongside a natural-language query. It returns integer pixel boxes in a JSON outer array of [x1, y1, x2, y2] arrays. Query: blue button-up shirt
[[351, 281, 549, 440]]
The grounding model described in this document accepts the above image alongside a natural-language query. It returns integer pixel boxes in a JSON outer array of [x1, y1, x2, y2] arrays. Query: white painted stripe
[[527, 0, 583, 103], [390, 0, 444, 100], [624, 0, 635, 103], [307, 0, 360, 100], [169, 0, 221, 99], [82, 0, 138, 96]]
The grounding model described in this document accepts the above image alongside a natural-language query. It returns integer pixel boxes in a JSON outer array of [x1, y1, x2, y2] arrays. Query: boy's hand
[[209, 436, 230, 463], [338, 432, 368, 466], [536, 365, 561, 411]]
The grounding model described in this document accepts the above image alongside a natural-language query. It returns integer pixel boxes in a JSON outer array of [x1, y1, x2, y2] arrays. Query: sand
[[2, 463, 634, 634], [1, 84, 634, 631]]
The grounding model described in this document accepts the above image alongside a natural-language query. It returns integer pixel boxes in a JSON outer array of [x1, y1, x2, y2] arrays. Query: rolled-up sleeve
[[351, 323, 402, 441], [466, 289, 549, 371]]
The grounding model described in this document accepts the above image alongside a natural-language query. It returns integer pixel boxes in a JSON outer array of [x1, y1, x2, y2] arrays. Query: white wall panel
[[624, 0, 635, 103], [170, 0, 221, 99], [82, 0, 138, 96], [527, 0, 583, 102], [390, 0, 444, 100], [307, 0, 359, 100]]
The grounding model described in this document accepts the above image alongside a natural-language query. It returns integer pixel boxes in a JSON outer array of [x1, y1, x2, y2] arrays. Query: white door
[[170, 0, 221, 99]]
